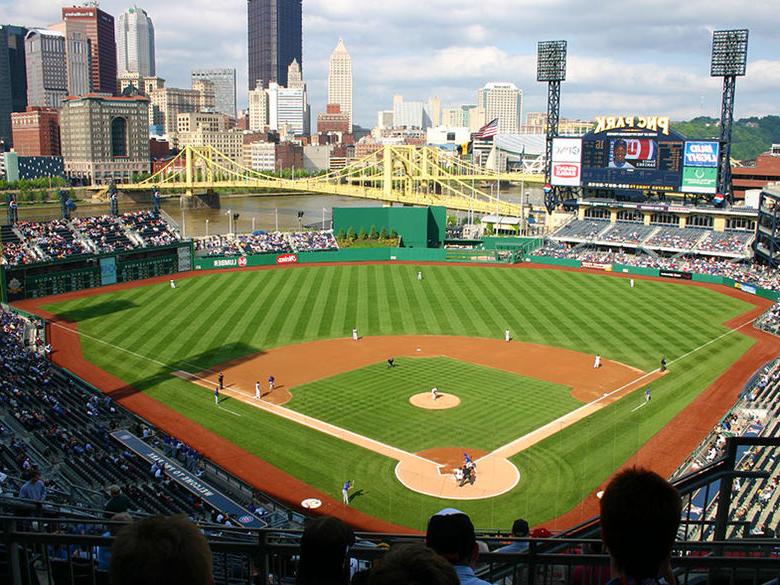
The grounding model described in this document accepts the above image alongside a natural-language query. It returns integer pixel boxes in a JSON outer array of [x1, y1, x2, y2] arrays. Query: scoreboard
[[551, 116, 719, 195], [1, 243, 193, 302]]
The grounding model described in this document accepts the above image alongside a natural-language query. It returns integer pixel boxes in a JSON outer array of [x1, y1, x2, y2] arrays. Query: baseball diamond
[[19, 262, 773, 530]]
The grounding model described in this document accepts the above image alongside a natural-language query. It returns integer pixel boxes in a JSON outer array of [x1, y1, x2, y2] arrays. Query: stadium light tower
[[537, 40, 567, 212], [710, 29, 748, 203]]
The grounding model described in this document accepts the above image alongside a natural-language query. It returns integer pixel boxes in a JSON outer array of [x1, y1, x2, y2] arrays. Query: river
[[12, 186, 543, 237]]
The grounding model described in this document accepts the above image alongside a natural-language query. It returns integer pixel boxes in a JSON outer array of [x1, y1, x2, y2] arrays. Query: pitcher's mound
[[410, 392, 460, 409]]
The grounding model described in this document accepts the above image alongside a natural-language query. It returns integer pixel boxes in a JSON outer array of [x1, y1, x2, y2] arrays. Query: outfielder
[[352, 328, 358, 341], [214, 384, 219, 405], [593, 354, 601, 369], [342, 480, 352, 505], [504, 329, 511, 343]]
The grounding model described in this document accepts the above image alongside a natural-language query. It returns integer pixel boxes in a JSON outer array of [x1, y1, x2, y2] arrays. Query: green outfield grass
[[286, 357, 579, 452], [43, 264, 756, 529]]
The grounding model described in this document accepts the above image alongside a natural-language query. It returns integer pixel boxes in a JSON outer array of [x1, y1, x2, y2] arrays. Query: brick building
[[317, 103, 350, 135], [11, 106, 60, 156]]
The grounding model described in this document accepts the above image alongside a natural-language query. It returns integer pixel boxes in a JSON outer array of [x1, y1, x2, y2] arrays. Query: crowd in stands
[[72, 215, 136, 254], [0, 211, 182, 266], [120, 210, 180, 247], [193, 230, 339, 257], [553, 219, 754, 256], [16, 219, 89, 261], [532, 242, 780, 291], [756, 303, 780, 335], [288, 230, 339, 252], [237, 232, 292, 255], [194, 235, 242, 257]]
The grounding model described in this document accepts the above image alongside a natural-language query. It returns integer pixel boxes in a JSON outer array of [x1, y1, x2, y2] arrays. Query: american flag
[[474, 118, 499, 139]]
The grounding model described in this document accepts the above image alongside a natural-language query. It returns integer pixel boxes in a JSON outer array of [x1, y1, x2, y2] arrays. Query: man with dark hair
[[369, 542, 458, 585], [496, 518, 530, 553], [425, 508, 492, 585], [296, 516, 355, 585], [109, 514, 213, 585], [600, 467, 681, 583], [609, 139, 633, 169], [105, 484, 131, 515]]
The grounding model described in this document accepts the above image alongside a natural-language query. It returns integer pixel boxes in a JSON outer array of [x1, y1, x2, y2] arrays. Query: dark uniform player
[[660, 356, 667, 372], [387, 357, 395, 368], [218, 371, 224, 390]]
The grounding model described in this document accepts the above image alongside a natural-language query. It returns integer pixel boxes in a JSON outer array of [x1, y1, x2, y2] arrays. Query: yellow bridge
[[108, 144, 544, 215]]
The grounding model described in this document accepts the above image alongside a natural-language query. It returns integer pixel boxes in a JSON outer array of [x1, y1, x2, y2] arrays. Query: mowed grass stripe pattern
[[44, 265, 756, 529], [49, 265, 751, 374], [286, 357, 580, 452]]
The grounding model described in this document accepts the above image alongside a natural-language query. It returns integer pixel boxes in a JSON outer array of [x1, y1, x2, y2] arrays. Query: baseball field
[[26, 263, 771, 530]]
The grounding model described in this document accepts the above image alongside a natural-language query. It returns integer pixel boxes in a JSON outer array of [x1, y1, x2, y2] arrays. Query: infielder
[[218, 371, 224, 390], [504, 329, 511, 343], [645, 387, 652, 403], [352, 328, 358, 341], [342, 480, 352, 505], [214, 384, 219, 405], [431, 387, 439, 401], [267, 375, 275, 391], [255, 381, 261, 399], [593, 354, 601, 369]]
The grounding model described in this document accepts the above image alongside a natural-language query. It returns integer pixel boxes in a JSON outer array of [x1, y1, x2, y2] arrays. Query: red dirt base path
[[14, 261, 780, 532]]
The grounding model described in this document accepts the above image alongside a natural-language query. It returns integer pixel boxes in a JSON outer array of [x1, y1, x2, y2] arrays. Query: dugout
[[332, 206, 446, 248]]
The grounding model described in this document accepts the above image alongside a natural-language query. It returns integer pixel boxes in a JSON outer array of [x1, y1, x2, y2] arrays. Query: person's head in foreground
[[425, 508, 478, 567], [600, 467, 682, 581], [369, 542, 458, 585], [109, 514, 213, 585], [296, 515, 355, 585]]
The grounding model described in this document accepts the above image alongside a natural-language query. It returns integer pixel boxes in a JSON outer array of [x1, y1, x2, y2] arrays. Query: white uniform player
[[593, 354, 601, 369]]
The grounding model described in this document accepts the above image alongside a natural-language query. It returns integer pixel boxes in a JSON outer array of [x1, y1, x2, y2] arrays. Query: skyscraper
[[476, 82, 522, 134], [0, 25, 28, 149], [116, 6, 156, 77], [60, 6, 117, 95], [192, 68, 237, 118], [247, 0, 302, 90], [24, 29, 67, 109], [327, 38, 352, 132]]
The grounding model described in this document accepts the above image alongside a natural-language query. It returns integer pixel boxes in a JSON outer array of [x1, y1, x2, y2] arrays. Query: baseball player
[[387, 357, 395, 368], [218, 371, 224, 390], [645, 387, 652, 403], [214, 384, 219, 405], [504, 329, 511, 343], [170, 279, 176, 289], [267, 375, 275, 392], [630, 278, 635, 288], [431, 387, 439, 401], [660, 356, 667, 372], [255, 380, 261, 399], [342, 480, 352, 505], [417, 271, 423, 281], [593, 354, 601, 369], [352, 328, 358, 341]]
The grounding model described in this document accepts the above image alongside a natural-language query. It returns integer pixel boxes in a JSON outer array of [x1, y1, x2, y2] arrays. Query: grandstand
[[194, 230, 338, 258]]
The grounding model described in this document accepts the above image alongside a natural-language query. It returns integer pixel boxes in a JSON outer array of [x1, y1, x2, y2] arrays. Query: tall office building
[[248, 81, 268, 131], [60, 6, 117, 95], [24, 29, 67, 109], [116, 6, 156, 77], [327, 38, 352, 132], [247, 0, 302, 90], [476, 82, 522, 134], [0, 25, 28, 149], [192, 68, 236, 118], [11, 107, 61, 156]]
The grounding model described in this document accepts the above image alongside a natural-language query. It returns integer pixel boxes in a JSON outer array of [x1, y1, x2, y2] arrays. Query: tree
[[358, 227, 367, 240], [446, 215, 457, 226], [369, 225, 378, 240], [336, 229, 346, 240], [346, 227, 355, 241], [390, 229, 398, 239], [379, 227, 388, 240]]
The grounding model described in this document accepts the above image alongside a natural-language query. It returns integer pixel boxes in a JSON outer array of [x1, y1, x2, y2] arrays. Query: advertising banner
[[276, 253, 298, 265], [659, 269, 693, 280], [551, 138, 582, 187], [681, 167, 718, 194], [99, 257, 117, 285], [683, 141, 719, 167], [112, 430, 266, 529], [177, 245, 192, 272], [581, 261, 612, 271]]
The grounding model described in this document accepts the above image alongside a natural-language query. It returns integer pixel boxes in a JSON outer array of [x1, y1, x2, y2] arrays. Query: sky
[[2, 0, 779, 128]]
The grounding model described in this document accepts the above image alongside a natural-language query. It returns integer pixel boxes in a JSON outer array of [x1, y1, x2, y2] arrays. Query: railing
[[3, 515, 780, 585]]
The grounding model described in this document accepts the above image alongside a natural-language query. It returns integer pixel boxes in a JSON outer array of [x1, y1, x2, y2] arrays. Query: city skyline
[[1, 1, 779, 128]]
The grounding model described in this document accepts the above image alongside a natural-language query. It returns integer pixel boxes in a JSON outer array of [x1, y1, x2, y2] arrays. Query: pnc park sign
[[593, 116, 671, 136]]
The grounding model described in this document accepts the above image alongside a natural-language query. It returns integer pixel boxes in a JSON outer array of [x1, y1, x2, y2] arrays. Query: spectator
[[495, 518, 529, 553], [96, 512, 132, 571], [106, 484, 132, 514], [296, 516, 355, 585], [600, 468, 681, 583], [425, 508, 493, 585], [368, 542, 458, 585], [109, 514, 213, 585], [19, 468, 46, 501]]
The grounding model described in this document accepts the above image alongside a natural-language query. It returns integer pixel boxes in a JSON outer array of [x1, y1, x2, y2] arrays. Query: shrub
[[346, 227, 355, 241], [379, 227, 388, 240], [369, 225, 378, 240], [357, 227, 367, 240]]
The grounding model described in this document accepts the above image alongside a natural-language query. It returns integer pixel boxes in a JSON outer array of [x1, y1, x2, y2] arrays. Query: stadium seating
[[16, 219, 90, 261], [237, 232, 292, 254], [694, 230, 754, 254], [644, 227, 707, 251], [195, 235, 243, 257], [0, 308, 292, 531], [599, 221, 655, 245], [119, 211, 180, 247], [287, 230, 339, 252], [72, 215, 138, 254], [551, 219, 610, 241]]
